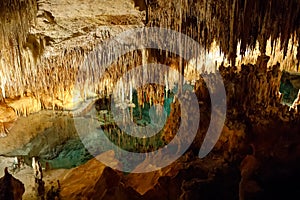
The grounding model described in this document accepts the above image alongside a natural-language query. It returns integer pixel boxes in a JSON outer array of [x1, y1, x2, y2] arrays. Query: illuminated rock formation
[[0, 0, 300, 199]]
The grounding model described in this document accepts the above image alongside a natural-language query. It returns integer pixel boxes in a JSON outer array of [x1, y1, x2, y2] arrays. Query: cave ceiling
[[0, 0, 299, 100]]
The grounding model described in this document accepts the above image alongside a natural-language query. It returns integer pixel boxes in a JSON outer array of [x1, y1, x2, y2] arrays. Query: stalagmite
[[121, 78, 125, 103], [0, 70, 6, 98], [129, 79, 133, 103], [32, 157, 37, 176]]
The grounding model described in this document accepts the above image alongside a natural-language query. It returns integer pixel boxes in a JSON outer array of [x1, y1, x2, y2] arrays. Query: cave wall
[[0, 0, 299, 116], [0, 0, 144, 107], [0, 1, 300, 199], [147, 0, 300, 64], [0, 0, 40, 99]]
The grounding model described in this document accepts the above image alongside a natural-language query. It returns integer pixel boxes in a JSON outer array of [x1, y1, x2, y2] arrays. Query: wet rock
[[2, 111, 77, 160], [60, 151, 140, 200]]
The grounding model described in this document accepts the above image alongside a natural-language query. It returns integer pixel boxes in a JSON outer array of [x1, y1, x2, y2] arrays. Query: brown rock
[[60, 151, 140, 200], [0, 168, 25, 200], [0, 103, 17, 123], [5, 96, 41, 117], [0, 103, 17, 136]]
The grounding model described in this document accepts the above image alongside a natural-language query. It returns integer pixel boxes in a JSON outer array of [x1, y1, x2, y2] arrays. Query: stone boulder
[[60, 151, 140, 200], [0, 168, 25, 200]]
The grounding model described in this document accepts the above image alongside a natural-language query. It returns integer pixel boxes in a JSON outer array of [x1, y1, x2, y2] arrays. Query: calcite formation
[[0, 0, 300, 199], [147, 0, 300, 64], [0, 103, 17, 137], [0, 0, 299, 107]]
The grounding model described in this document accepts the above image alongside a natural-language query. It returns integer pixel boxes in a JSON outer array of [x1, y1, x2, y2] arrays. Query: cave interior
[[0, 0, 300, 199]]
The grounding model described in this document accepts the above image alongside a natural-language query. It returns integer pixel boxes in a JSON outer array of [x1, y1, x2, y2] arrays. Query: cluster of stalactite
[[4, 45, 147, 107], [0, 0, 300, 112], [100, 123, 166, 154], [0, 45, 81, 102], [195, 58, 300, 124], [0, 0, 38, 100], [220, 57, 282, 112], [136, 84, 166, 106], [0, 31, 178, 110], [0, 0, 37, 51], [36, 47, 87, 100], [147, 0, 300, 65]]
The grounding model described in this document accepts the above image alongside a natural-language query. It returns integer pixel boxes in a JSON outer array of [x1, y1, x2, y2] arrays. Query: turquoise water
[[280, 79, 298, 106], [43, 138, 93, 169], [42, 88, 176, 170]]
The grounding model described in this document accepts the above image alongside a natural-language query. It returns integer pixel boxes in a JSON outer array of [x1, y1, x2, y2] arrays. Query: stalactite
[[147, 0, 300, 66], [0, 0, 37, 101], [0, 0, 299, 118]]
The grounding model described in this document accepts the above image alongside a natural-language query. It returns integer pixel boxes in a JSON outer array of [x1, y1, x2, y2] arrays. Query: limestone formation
[[0, 0, 299, 200], [0, 103, 17, 137], [0, 168, 25, 200]]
